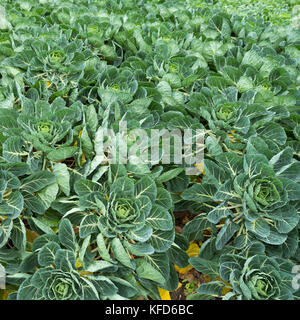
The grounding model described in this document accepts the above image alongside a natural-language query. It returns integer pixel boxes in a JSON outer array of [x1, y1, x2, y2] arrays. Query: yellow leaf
[[26, 228, 39, 244], [158, 287, 171, 300], [176, 282, 182, 290], [46, 81, 51, 87], [174, 242, 201, 274], [73, 130, 83, 147], [75, 258, 83, 269], [0, 289, 15, 300], [203, 275, 232, 295], [227, 130, 240, 143], [203, 274, 211, 282], [194, 162, 205, 175], [186, 242, 201, 257]]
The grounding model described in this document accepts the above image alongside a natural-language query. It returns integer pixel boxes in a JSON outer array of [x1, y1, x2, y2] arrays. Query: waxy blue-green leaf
[[155, 187, 173, 210], [79, 214, 99, 238], [274, 205, 299, 234], [54, 249, 76, 272], [37, 183, 59, 210], [111, 177, 134, 198], [189, 257, 219, 280], [47, 146, 78, 161], [111, 237, 135, 270], [215, 220, 240, 250], [38, 241, 60, 266], [207, 205, 233, 224], [244, 217, 270, 238], [11, 218, 26, 252], [53, 163, 70, 196], [31, 217, 56, 235], [182, 214, 216, 242], [148, 228, 175, 253], [124, 240, 155, 256], [181, 183, 217, 202], [0, 218, 13, 247], [20, 171, 56, 193], [0, 191, 24, 219], [58, 219, 76, 251], [197, 281, 226, 296], [86, 261, 118, 273], [2, 136, 25, 163], [156, 168, 184, 184], [127, 225, 153, 243], [135, 176, 157, 200], [146, 204, 173, 231], [215, 153, 243, 177], [136, 259, 165, 284]]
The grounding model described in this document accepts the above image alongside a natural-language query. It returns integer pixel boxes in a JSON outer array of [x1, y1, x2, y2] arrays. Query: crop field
[[0, 0, 299, 301]]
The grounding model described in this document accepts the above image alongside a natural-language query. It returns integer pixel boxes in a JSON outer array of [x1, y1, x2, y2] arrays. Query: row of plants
[[0, 0, 299, 300]]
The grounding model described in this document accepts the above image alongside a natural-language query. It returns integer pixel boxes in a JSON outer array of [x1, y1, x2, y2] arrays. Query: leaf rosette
[[76, 173, 175, 254], [189, 242, 296, 300], [248, 176, 288, 213]]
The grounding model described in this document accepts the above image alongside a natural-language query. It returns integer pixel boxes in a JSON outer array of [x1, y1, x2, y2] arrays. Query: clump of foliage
[[0, 0, 299, 300]]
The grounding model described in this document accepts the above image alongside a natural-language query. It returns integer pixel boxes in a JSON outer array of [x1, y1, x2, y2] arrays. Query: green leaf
[[215, 153, 243, 177], [80, 126, 94, 159], [281, 178, 300, 201], [255, 227, 287, 245], [21, 171, 56, 193], [156, 187, 173, 210], [47, 146, 78, 161], [79, 235, 91, 265], [96, 233, 114, 263], [37, 183, 59, 210], [53, 163, 70, 196], [146, 204, 173, 231], [11, 218, 26, 251], [127, 225, 153, 242], [215, 220, 240, 250], [189, 257, 219, 280], [0, 218, 13, 247], [274, 205, 299, 234], [207, 205, 233, 224], [257, 123, 287, 146], [181, 183, 217, 202], [124, 240, 154, 256], [204, 159, 226, 185], [74, 179, 101, 196], [197, 281, 226, 296], [38, 241, 60, 266], [53, 249, 76, 272], [22, 191, 46, 214], [156, 168, 184, 183], [135, 176, 157, 200], [182, 214, 216, 242], [31, 217, 56, 235], [111, 237, 135, 269], [111, 177, 134, 198], [17, 278, 38, 300], [278, 163, 300, 181], [86, 261, 118, 273], [58, 219, 76, 251], [136, 259, 165, 284], [2, 137, 25, 163], [244, 217, 270, 238], [79, 214, 99, 238], [0, 191, 24, 219], [148, 228, 175, 253], [19, 253, 38, 272]]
